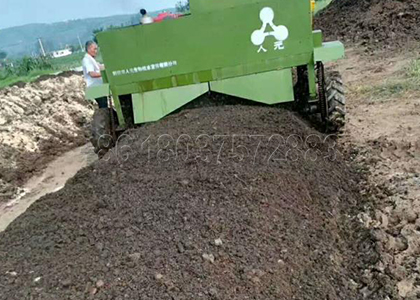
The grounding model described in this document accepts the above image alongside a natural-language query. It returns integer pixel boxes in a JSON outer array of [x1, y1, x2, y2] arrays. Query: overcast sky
[[0, 0, 180, 29]]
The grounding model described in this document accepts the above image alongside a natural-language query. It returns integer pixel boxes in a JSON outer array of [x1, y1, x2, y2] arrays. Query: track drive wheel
[[317, 62, 346, 131], [90, 108, 117, 158]]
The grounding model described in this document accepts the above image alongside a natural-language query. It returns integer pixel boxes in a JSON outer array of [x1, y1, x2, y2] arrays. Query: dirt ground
[[0, 75, 94, 202], [0, 26, 419, 300], [333, 47, 420, 299], [0, 48, 419, 299], [0, 105, 373, 300]]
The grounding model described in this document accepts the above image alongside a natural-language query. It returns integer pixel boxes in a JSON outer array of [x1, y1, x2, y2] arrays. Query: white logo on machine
[[251, 7, 289, 53]]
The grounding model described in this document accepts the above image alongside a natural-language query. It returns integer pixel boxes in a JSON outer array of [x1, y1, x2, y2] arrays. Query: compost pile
[[315, 0, 420, 49], [0, 106, 368, 299], [0, 74, 93, 202]]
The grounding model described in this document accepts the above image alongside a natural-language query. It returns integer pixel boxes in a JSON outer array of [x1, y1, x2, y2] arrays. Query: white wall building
[[51, 49, 72, 58]]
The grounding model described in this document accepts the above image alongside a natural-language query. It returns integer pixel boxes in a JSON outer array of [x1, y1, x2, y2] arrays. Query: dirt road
[[335, 48, 420, 299]]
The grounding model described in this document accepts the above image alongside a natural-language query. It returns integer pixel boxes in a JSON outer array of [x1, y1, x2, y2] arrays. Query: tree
[[68, 44, 81, 53], [0, 51, 7, 60], [176, 1, 190, 13], [92, 27, 104, 43]]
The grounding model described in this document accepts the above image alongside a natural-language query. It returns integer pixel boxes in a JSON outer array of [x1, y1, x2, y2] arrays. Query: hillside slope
[[0, 8, 174, 58]]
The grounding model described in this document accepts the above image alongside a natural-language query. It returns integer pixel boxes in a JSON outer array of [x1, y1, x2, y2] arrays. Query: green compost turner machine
[[86, 0, 346, 154]]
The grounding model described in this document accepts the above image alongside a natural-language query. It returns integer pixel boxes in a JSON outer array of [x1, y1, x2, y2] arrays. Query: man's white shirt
[[82, 54, 103, 87]]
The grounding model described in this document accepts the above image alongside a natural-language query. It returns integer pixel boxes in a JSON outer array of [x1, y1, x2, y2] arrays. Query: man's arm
[[88, 71, 102, 78], [83, 57, 103, 78], [90, 63, 105, 76]]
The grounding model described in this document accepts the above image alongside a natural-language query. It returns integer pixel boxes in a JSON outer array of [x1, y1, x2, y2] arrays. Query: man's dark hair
[[140, 9, 147, 16], [85, 40, 96, 52]]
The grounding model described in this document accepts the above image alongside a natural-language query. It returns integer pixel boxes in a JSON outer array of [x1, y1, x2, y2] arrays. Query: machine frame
[[86, 0, 344, 131]]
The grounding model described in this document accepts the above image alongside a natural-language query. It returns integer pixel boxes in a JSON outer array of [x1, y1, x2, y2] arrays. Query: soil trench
[[0, 144, 97, 232]]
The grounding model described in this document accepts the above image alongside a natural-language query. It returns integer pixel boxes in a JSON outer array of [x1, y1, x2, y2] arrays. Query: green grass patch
[[361, 82, 413, 97], [0, 69, 59, 89], [358, 79, 420, 101], [50, 52, 85, 69], [357, 58, 420, 101], [50, 51, 102, 69], [405, 59, 420, 79]]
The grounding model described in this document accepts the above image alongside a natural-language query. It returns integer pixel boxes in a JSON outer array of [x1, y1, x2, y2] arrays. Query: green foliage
[[0, 57, 54, 88], [0, 52, 88, 89], [355, 59, 420, 102], [0, 51, 7, 60], [0, 56, 53, 89], [50, 52, 85, 68], [176, 1, 190, 13], [93, 27, 104, 35], [363, 82, 407, 98], [0, 69, 56, 89], [4, 56, 53, 77], [366, 81, 420, 104], [93, 24, 127, 43], [68, 45, 81, 53], [92, 28, 103, 43], [406, 59, 420, 79], [0, 12, 152, 58]]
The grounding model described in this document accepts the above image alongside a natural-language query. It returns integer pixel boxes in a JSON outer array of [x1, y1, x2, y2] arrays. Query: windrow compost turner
[[86, 0, 346, 154]]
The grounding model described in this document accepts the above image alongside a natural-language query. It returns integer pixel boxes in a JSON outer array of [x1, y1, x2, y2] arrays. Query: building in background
[[51, 48, 72, 58]]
